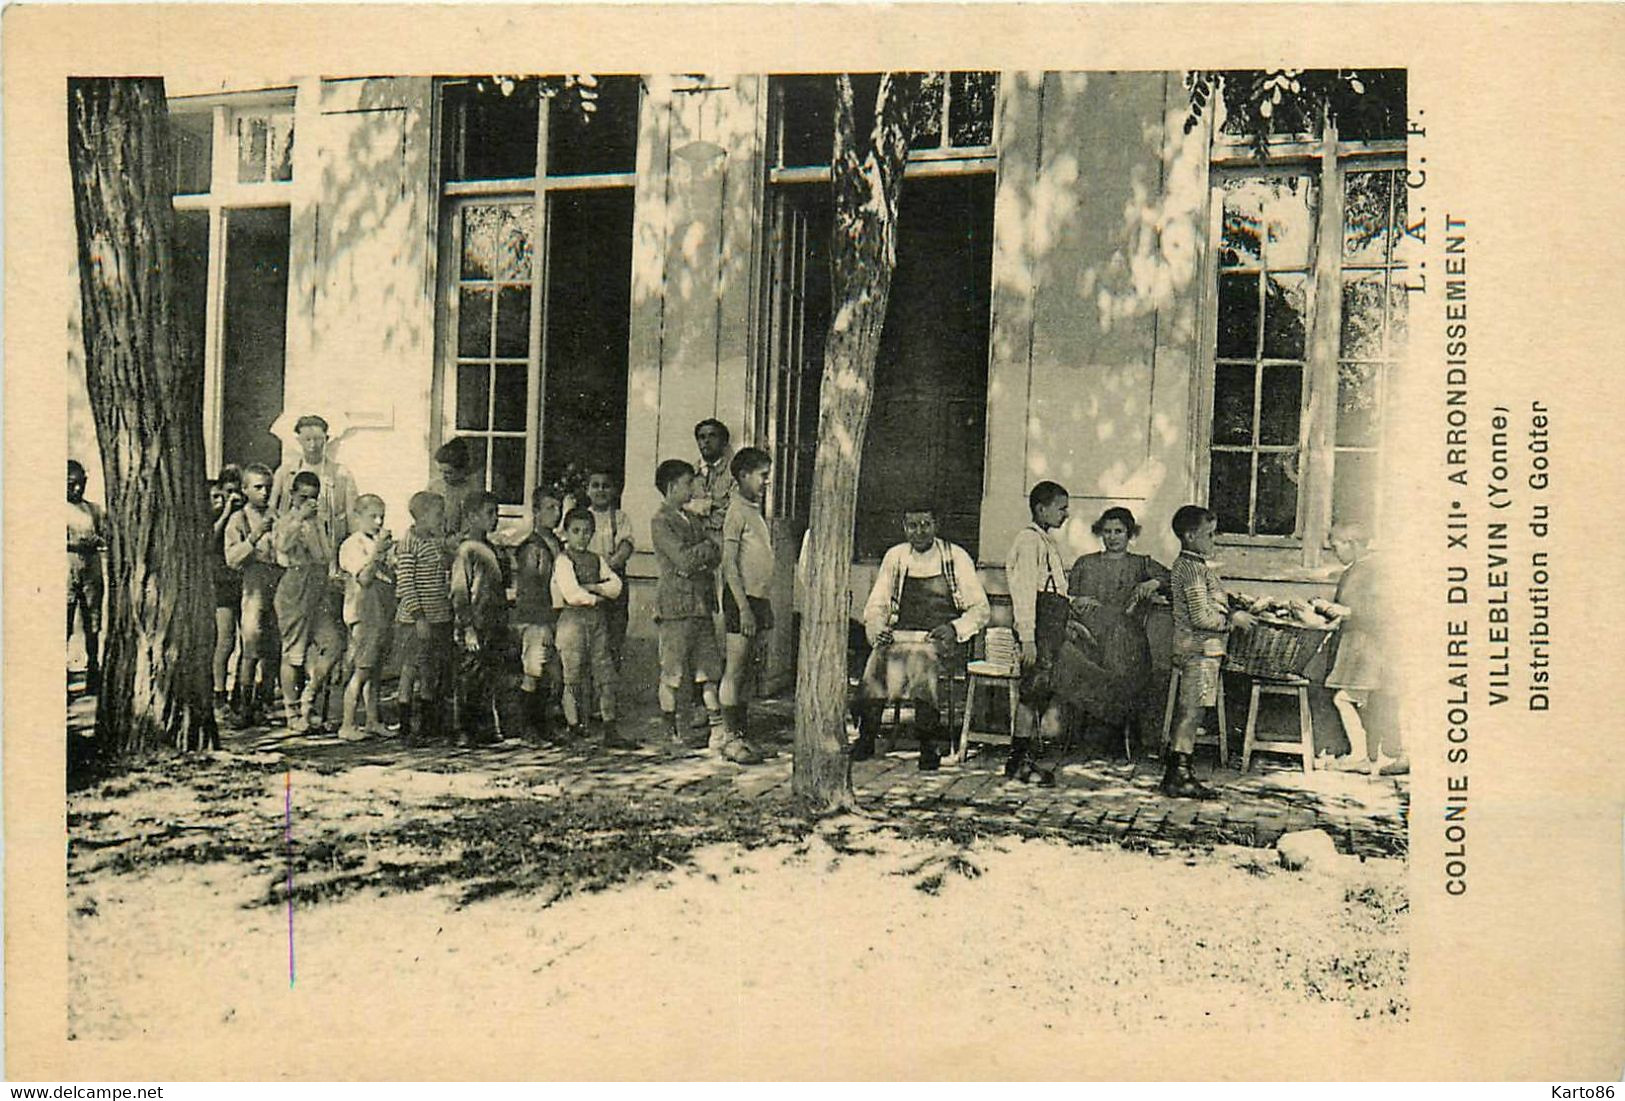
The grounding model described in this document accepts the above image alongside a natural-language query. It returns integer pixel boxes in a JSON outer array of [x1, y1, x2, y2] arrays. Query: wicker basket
[[1224, 615, 1333, 680]]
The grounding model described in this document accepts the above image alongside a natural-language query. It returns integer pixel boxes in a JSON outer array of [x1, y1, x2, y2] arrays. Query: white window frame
[[169, 89, 298, 474], [1195, 113, 1408, 573], [432, 77, 641, 518]]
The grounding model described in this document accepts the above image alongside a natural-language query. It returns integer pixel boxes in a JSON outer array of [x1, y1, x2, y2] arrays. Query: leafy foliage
[[1185, 69, 1406, 158]]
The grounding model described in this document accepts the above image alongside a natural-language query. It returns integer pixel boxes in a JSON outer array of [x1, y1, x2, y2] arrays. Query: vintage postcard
[[5, 2, 1622, 1082]]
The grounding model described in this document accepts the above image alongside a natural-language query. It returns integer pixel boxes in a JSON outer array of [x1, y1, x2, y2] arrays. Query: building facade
[[66, 71, 1408, 687]]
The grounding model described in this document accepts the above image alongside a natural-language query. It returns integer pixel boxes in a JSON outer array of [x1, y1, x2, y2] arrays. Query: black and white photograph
[[9, 2, 1624, 1084]]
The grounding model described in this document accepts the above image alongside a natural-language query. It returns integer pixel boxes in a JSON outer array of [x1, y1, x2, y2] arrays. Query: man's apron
[[861, 573, 963, 705]]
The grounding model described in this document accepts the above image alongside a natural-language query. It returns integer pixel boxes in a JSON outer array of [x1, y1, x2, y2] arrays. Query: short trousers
[[518, 622, 557, 679], [239, 567, 282, 658], [1329, 685, 1371, 707], [348, 617, 391, 670], [1176, 653, 1222, 709], [556, 606, 615, 689], [274, 568, 333, 664], [721, 589, 775, 636], [395, 620, 453, 696], [657, 615, 722, 683]]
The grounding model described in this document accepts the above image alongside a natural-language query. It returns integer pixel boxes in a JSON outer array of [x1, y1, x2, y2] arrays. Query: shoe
[[1160, 752, 1216, 799], [1004, 738, 1031, 780], [601, 722, 639, 750], [848, 733, 877, 761], [337, 724, 367, 742], [719, 736, 762, 764], [917, 741, 942, 772]]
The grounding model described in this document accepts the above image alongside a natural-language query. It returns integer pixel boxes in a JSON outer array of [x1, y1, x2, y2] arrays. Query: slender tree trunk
[[792, 74, 917, 812], [68, 78, 219, 756]]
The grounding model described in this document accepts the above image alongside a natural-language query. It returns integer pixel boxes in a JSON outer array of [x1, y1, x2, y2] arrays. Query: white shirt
[[861, 540, 990, 645], [551, 551, 625, 608], [1005, 522, 1071, 644]]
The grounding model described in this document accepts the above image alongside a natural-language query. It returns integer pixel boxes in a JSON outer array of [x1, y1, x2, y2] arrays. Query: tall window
[[1202, 71, 1407, 555], [436, 76, 640, 510], [170, 93, 297, 472], [760, 73, 997, 558]]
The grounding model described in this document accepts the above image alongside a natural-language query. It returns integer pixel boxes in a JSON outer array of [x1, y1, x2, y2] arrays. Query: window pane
[[1213, 363, 1256, 445], [1219, 178, 1263, 268], [546, 75, 640, 176], [458, 288, 492, 357], [461, 205, 533, 281], [1255, 452, 1299, 535], [910, 73, 945, 149], [1209, 451, 1252, 535], [1216, 272, 1258, 359], [1332, 450, 1379, 528], [490, 437, 526, 506], [1343, 169, 1393, 264], [494, 285, 531, 358], [172, 111, 213, 195], [441, 79, 539, 181], [1388, 280, 1408, 352], [269, 113, 294, 181], [1262, 177, 1314, 268], [1337, 361, 1383, 446], [1390, 178, 1408, 259], [1340, 272, 1386, 359], [455, 363, 490, 430], [541, 188, 634, 486], [236, 115, 268, 183], [492, 364, 527, 432], [1258, 364, 1302, 446], [776, 75, 834, 168], [948, 71, 997, 146], [1262, 273, 1306, 359]]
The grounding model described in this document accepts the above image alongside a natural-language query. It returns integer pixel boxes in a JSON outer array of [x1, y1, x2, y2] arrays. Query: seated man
[[852, 505, 990, 770]]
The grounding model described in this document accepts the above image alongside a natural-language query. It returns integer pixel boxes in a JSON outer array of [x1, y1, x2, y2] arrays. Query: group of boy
[[195, 413, 779, 761]]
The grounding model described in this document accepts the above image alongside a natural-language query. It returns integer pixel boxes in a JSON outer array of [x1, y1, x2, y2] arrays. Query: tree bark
[[792, 74, 917, 812], [68, 78, 219, 756]]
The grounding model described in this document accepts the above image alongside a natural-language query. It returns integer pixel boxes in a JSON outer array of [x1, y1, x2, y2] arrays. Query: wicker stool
[[1240, 675, 1315, 774], [1160, 664, 1229, 765], [953, 627, 1020, 764]]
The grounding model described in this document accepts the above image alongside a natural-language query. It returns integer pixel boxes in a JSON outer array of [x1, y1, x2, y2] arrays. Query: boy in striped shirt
[[1166, 504, 1254, 799], [395, 491, 454, 743]]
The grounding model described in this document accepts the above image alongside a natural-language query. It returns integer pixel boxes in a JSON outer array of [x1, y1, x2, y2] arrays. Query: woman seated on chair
[[1004, 481, 1075, 785], [852, 504, 989, 771], [1065, 506, 1172, 754]]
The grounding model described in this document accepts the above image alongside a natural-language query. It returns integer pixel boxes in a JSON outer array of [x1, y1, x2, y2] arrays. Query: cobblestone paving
[[160, 691, 1407, 859]]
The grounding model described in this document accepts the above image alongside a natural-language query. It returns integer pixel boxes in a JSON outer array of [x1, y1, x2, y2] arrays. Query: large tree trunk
[[792, 74, 917, 812], [68, 78, 219, 756]]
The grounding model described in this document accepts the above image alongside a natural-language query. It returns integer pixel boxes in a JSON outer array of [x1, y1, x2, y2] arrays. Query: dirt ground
[[66, 729, 1408, 1079]]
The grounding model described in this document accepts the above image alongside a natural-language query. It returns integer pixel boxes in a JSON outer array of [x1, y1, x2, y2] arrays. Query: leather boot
[[849, 703, 880, 761], [1161, 751, 1216, 799], [1004, 737, 1031, 779], [916, 704, 942, 771]]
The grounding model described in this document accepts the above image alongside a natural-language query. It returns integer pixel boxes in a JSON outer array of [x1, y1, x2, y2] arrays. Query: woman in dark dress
[[1063, 506, 1170, 751]]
